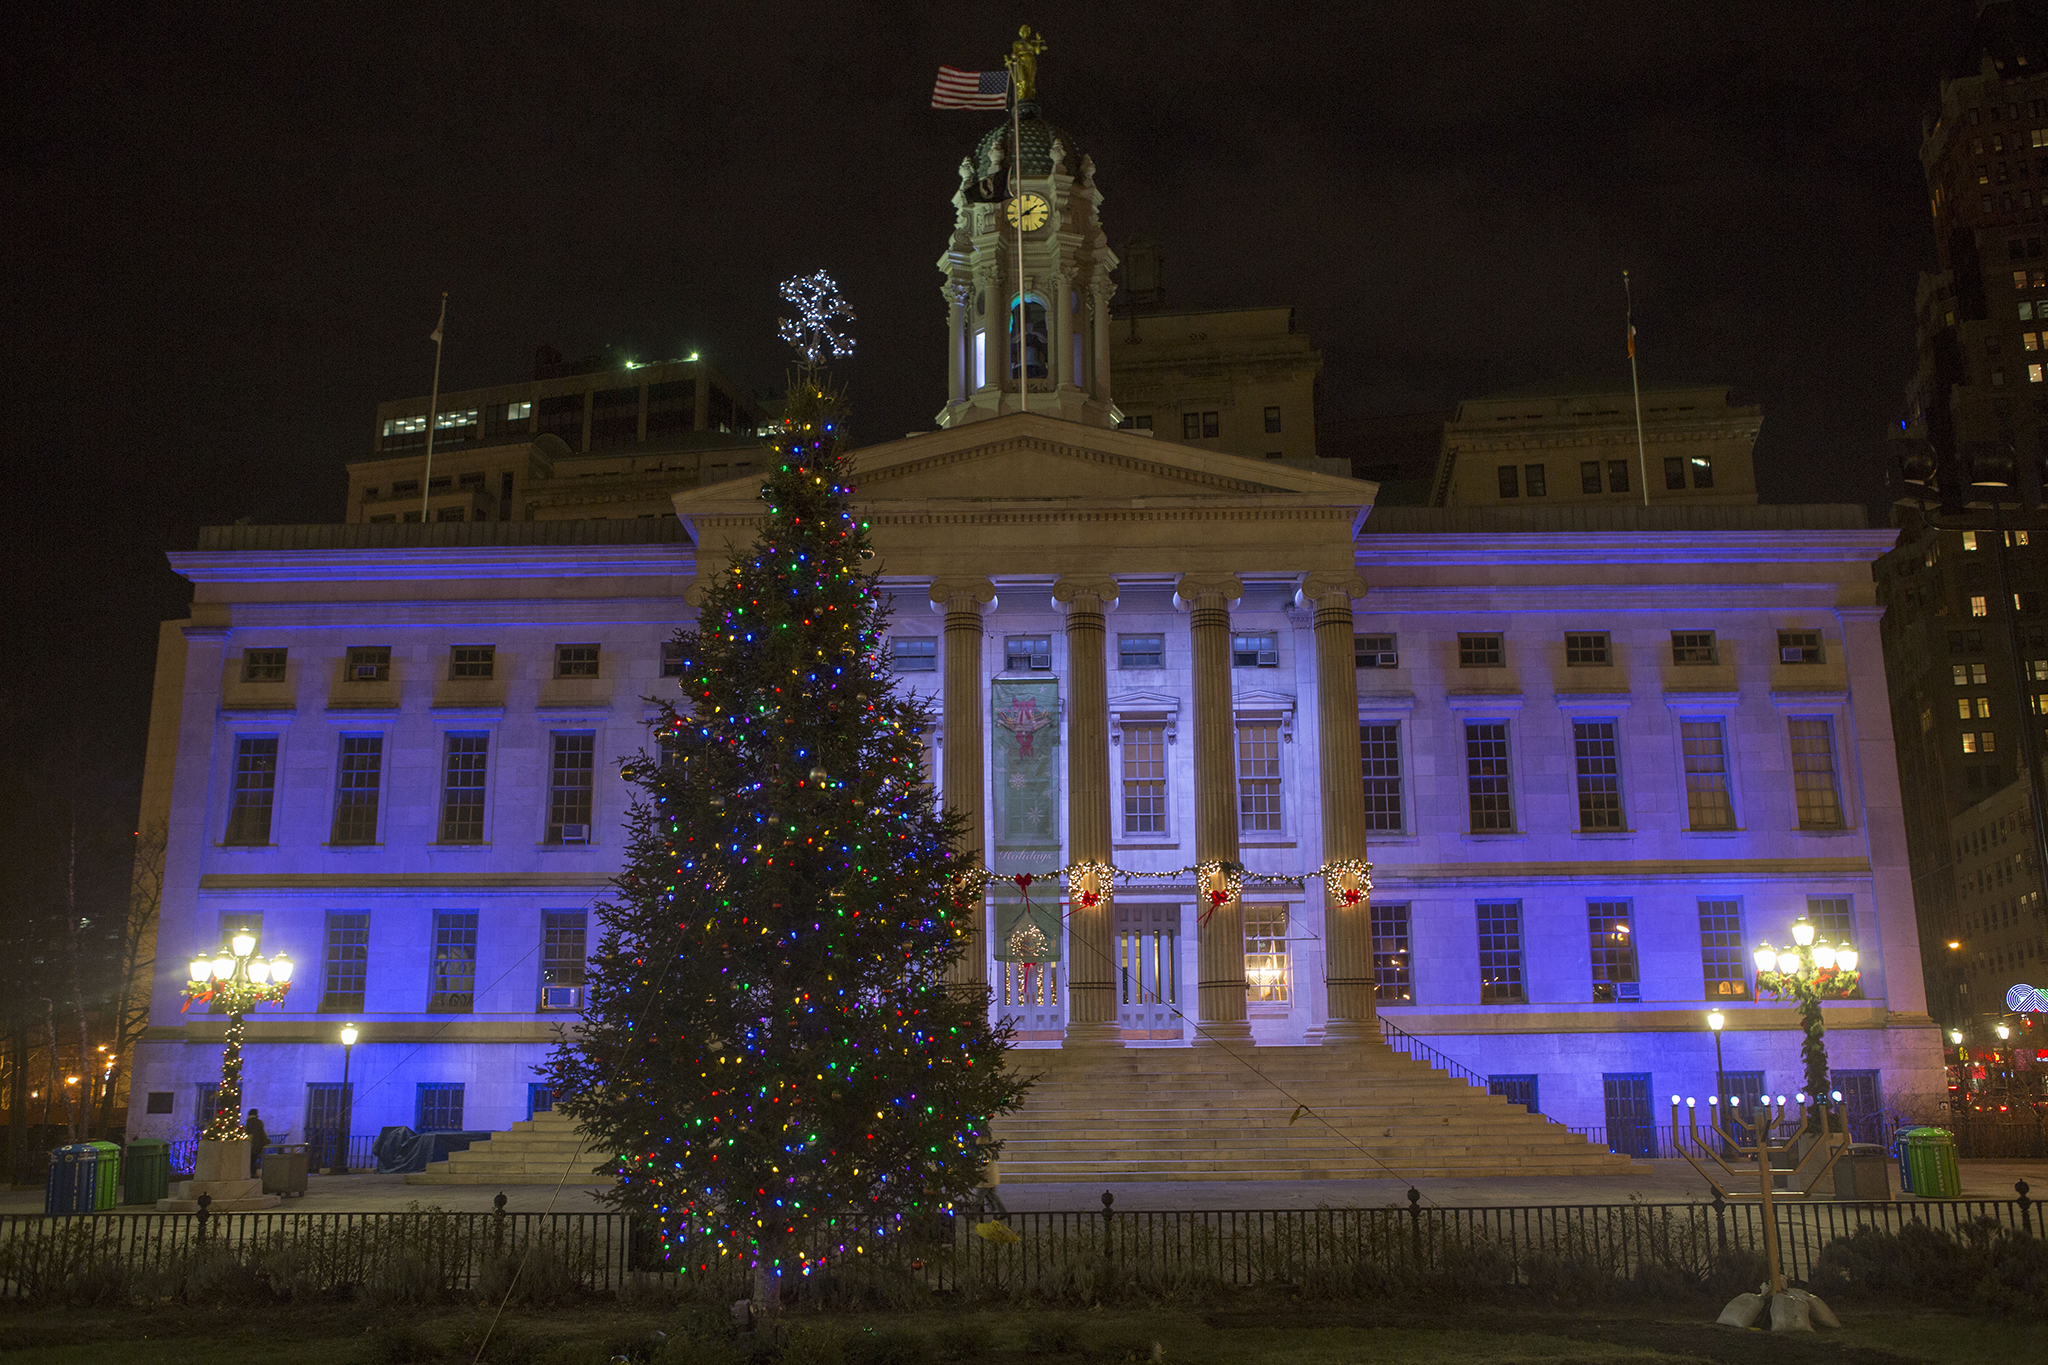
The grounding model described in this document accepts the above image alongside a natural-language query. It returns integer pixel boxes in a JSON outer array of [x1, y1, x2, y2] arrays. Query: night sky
[[0, 2, 1975, 879]]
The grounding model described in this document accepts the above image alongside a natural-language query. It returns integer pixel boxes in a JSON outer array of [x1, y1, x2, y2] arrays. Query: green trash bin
[[122, 1139, 170, 1205], [1902, 1126, 1961, 1198], [83, 1141, 121, 1211]]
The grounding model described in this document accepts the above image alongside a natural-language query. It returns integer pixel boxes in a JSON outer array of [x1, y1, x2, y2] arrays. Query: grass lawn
[[1, 1299, 2042, 1365]]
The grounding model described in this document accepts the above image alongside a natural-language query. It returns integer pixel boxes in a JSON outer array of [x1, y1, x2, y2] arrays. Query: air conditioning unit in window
[[1360, 651, 1398, 669], [543, 985, 584, 1010], [352, 665, 382, 681], [1256, 651, 1280, 668], [558, 824, 590, 844], [1030, 653, 1052, 670], [1615, 982, 1640, 1002]]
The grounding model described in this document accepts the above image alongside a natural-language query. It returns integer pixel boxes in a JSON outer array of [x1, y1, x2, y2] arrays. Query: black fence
[[0, 1189, 2036, 1304], [1949, 1113, 2048, 1159]]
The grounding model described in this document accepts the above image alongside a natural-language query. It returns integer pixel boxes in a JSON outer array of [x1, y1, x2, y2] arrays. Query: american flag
[[931, 66, 1009, 110]]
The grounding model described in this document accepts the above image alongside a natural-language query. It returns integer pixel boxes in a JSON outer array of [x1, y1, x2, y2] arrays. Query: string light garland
[[181, 945, 293, 1141], [543, 284, 1027, 1305]]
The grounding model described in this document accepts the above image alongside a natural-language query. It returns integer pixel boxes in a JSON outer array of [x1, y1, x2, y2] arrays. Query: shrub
[[839, 1325, 927, 1365], [1810, 1218, 2048, 1318], [931, 1318, 994, 1360]]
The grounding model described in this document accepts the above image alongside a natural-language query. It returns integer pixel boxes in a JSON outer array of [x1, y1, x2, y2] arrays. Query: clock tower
[[935, 95, 1119, 429]]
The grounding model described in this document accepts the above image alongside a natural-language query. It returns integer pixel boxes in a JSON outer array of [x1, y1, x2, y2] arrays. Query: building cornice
[[170, 544, 693, 584], [1357, 530, 1897, 566]]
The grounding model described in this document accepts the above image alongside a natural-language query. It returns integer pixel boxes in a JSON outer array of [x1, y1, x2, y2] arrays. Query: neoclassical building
[[126, 94, 1944, 1164]]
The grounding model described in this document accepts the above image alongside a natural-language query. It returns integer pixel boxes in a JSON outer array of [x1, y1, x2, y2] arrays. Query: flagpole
[[1009, 61, 1027, 416], [1624, 270, 1648, 508], [420, 292, 448, 525]]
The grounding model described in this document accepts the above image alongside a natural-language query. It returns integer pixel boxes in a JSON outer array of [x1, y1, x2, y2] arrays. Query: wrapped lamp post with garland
[[158, 932, 295, 1212], [1750, 914, 1860, 1109]]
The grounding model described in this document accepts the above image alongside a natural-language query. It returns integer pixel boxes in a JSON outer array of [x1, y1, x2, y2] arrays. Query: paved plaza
[[3, 1157, 2042, 1216]]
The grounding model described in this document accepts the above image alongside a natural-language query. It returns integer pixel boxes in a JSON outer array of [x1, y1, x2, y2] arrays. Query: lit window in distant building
[[1963, 531, 1981, 550], [1588, 901, 1637, 1002], [2033, 363, 2045, 383], [1691, 455, 1714, 488], [973, 329, 987, 388], [1973, 595, 1990, 616], [1243, 905, 1289, 1003], [1477, 901, 1526, 1004], [1964, 731, 1997, 753], [1698, 899, 1750, 999], [1371, 902, 1411, 1002], [1788, 718, 1845, 828]]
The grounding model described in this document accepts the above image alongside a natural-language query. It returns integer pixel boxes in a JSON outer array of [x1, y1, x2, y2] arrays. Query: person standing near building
[[246, 1109, 269, 1177]]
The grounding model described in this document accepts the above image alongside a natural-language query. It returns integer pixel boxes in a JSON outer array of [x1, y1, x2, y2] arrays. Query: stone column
[[932, 579, 997, 994], [1090, 274, 1114, 406], [1054, 577, 1120, 1048], [1177, 574, 1251, 1045], [1301, 574, 1375, 1043], [944, 281, 966, 405]]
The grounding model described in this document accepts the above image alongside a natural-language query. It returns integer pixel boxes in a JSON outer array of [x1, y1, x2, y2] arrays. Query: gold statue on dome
[[1008, 24, 1047, 101]]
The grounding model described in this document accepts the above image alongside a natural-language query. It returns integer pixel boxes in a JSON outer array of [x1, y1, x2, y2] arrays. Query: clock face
[[1004, 193, 1051, 232]]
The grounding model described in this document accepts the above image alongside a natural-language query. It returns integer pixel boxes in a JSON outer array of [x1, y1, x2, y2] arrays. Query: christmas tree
[[546, 272, 1027, 1304]]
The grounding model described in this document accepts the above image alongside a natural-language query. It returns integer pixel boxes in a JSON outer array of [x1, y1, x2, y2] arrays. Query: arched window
[[1010, 294, 1049, 381]]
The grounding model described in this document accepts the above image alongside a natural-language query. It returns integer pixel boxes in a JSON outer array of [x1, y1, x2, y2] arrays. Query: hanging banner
[[990, 678, 1062, 961]]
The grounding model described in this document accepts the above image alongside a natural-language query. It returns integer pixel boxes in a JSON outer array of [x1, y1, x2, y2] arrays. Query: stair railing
[[1376, 1015, 1488, 1089]]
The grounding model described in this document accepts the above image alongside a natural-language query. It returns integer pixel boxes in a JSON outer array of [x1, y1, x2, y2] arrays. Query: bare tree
[[98, 823, 162, 1129]]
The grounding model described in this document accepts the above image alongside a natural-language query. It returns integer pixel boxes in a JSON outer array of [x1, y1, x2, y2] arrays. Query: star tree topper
[[778, 269, 857, 368]]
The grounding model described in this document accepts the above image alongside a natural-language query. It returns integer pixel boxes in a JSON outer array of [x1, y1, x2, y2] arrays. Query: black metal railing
[[1376, 1016, 1489, 1089], [1, 1187, 2034, 1303]]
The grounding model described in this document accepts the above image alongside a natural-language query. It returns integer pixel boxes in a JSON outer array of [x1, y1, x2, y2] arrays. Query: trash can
[[43, 1144, 98, 1216], [1832, 1142, 1892, 1200], [83, 1141, 121, 1211], [261, 1143, 309, 1197], [1897, 1126, 1962, 1198], [122, 1139, 171, 1205]]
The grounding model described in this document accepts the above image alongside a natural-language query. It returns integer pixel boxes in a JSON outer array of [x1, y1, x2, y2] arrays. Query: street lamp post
[[182, 931, 293, 1141], [336, 1024, 358, 1176], [1706, 1009, 1728, 1104], [1751, 914, 1860, 1109]]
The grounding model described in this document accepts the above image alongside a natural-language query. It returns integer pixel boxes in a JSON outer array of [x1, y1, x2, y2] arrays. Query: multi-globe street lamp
[[183, 931, 293, 1141], [1751, 914, 1860, 1106]]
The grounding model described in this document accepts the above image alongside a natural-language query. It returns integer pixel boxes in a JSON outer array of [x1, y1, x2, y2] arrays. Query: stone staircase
[[404, 1111, 611, 1186], [988, 1040, 1634, 1183]]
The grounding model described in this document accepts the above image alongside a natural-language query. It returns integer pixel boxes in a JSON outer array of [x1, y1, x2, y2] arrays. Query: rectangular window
[[540, 911, 588, 1010], [1670, 631, 1718, 665], [1237, 721, 1283, 833], [1972, 595, 1989, 617], [1691, 455, 1715, 488], [1360, 721, 1403, 832], [1458, 633, 1504, 668], [1606, 459, 1631, 494], [439, 734, 489, 843], [1806, 895, 1854, 945], [1477, 901, 1526, 1004], [320, 912, 369, 1013], [1788, 717, 1845, 829], [660, 641, 687, 678], [1778, 630, 1824, 664], [346, 646, 391, 682], [1588, 900, 1638, 1001], [1004, 635, 1053, 671], [1573, 720, 1624, 830], [555, 644, 600, 678], [1564, 632, 1610, 666], [973, 329, 987, 388], [1355, 633, 1397, 668], [1523, 463, 1547, 496], [1602, 1074, 1657, 1158], [428, 912, 479, 1013], [449, 645, 495, 678], [1698, 899, 1750, 999], [1664, 456, 1686, 490], [1264, 405, 1282, 433], [416, 1082, 465, 1132], [1371, 902, 1412, 1002], [1963, 730, 1998, 752], [547, 733, 596, 843], [1681, 720, 1736, 830], [1118, 634, 1164, 669], [330, 735, 383, 845], [223, 735, 279, 845], [1243, 904, 1290, 1003], [1831, 1070, 1884, 1143], [1202, 412, 1220, 439], [529, 1083, 555, 1118], [1489, 1075, 1540, 1114], [1121, 723, 1167, 835], [1231, 632, 1279, 667], [1497, 465, 1520, 498], [1581, 461, 1602, 494], [243, 648, 287, 683], [1465, 721, 1515, 832], [1183, 412, 1201, 440], [891, 637, 937, 672]]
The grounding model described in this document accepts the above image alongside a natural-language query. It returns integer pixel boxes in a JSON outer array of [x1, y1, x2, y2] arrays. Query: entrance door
[[1602, 1072, 1658, 1158], [1116, 902, 1181, 1039], [999, 958, 1064, 1037]]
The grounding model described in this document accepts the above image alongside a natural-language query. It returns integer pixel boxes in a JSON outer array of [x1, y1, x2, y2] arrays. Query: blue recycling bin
[[44, 1143, 99, 1215]]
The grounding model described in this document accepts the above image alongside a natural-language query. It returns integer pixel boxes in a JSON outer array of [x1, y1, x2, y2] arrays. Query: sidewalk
[[4, 1158, 2041, 1216]]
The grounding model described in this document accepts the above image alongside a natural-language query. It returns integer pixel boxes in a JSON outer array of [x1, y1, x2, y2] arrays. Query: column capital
[[1296, 573, 1368, 607], [1172, 574, 1243, 610], [1052, 577, 1119, 613], [929, 578, 998, 612]]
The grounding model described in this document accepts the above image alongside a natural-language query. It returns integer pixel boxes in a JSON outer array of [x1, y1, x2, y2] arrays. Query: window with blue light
[[224, 735, 278, 846], [330, 735, 383, 845], [320, 913, 368, 1013], [416, 1083, 465, 1132], [1476, 901, 1525, 1004]]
